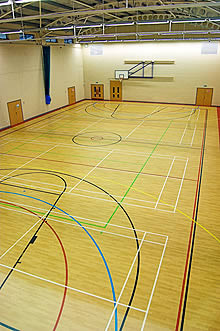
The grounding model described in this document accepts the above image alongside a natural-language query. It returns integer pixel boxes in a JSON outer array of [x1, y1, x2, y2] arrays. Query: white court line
[[49, 217, 165, 245], [190, 109, 200, 147], [0, 209, 50, 260], [0, 177, 157, 205], [173, 158, 189, 213], [0, 145, 57, 183], [0, 262, 146, 313], [0, 176, 168, 205], [0, 140, 14, 147], [179, 110, 193, 144], [125, 120, 145, 139], [68, 150, 113, 193], [0, 176, 172, 212], [1, 138, 188, 160], [28, 103, 87, 131], [61, 191, 174, 213], [105, 232, 147, 330], [0, 206, 165, 254], [141, 236, 168, 331], [0, 198, 168, 238], [154, 156, 176, 209], [74, 117, 104, 135]]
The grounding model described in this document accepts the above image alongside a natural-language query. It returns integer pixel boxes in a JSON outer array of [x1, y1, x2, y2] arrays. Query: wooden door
[[7, 99, 24, 126], [196, 88, 213, 106], [91, 84, 104, 100], [110, 80, 122, 101], [68, 86, 76, 104]]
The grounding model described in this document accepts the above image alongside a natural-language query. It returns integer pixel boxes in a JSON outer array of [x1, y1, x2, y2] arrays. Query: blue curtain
[[42, 46, 51, 104]]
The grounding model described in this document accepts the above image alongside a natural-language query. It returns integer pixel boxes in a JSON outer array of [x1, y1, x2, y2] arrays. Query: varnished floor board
[[0, 101, 219, 331]]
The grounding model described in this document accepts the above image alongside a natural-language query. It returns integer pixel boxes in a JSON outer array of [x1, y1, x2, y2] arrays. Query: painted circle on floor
[[72, 131, 122, 147]]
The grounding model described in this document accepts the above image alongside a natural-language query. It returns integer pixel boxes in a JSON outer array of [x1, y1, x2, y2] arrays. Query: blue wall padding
[[42, 46, 51, 105]]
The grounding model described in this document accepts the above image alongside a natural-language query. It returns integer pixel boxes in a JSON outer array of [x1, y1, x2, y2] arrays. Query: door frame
[[91, 84, 104, 100], [196, 87, 213, 106], [110, 80, 122, 101], [68, 86, 76, 105], [7, 99, 24, 127]]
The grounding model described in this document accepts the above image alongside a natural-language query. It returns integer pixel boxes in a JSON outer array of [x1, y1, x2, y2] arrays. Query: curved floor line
[[0, 191, 118, 331], [87, 174, 220, 244], [0, 200, 68, 331], [0, 168, 142, 329], [88, 102, 197, 122], [72, 130, 122, 147], [0, 172, 67, 291]]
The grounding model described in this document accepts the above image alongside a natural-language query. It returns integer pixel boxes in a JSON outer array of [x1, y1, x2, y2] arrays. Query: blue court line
[[0, 321, 19, 331], [0, 190, 118, 331]]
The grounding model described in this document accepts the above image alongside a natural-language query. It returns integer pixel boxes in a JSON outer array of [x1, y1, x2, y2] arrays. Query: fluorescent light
[[172, 19, 206, 23], [136, 20, 169, 25], [209, 18, 220, 22], [138, 32, 156, 36], [160, 31, 183, 35], [47, 26, 73, 31], [15, 0, 39, 3], [105, 22, 135, 27], [78, 35, 97, 39], [76, 24, 103, 29], [2, 29, 23, 34], [0, 1, 11, 6], [92, 40, 107, 43]]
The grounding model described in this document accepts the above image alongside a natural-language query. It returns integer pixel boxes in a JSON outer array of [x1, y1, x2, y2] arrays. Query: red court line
[[0, 152, 196, 182], [175, 109, 207, 331], [0, 99, 86, 138], [217, 107, 220, 146], [0, 200, 68, 330]]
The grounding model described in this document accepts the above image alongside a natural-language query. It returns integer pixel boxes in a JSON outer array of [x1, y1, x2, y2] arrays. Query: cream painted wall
[[82, 41, 220, 105], [0, 44, 84, 129]]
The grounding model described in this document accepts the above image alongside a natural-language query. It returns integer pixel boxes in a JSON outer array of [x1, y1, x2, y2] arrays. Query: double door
[[91, 84, 104, 100], [7, 99, 24, 126]]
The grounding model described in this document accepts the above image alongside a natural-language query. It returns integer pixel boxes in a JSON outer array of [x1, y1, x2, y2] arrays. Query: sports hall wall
[[0, 44, 84, 130], [83, 41, 220, 105]]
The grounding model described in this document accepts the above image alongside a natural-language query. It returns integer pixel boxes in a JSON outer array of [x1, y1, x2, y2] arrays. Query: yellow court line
[[88, 175, 220, 244]]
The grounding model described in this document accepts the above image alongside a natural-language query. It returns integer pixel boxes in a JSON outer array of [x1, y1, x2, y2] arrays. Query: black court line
[[0, 167, 141, 329], [0, 182, 59, 196], [0, 172, 67, 290], [111, 104, 120, 117], [179, 110, 208, 330]]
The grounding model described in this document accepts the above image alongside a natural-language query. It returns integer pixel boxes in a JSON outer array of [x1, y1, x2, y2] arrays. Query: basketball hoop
[[119, 74, 124, 83]]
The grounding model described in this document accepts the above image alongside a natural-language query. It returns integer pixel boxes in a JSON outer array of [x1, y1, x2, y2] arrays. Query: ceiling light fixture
[[0, 1, 11, 6], [105, 22, 135, 27], [136, 20, 169, 25], [47, 26, 74, 31], [2, 29, 23, 34], [209, 18, 220, 22], [172, 19, 206, 23], [15, 0, 39, 3], [76, 24, 103, 29]]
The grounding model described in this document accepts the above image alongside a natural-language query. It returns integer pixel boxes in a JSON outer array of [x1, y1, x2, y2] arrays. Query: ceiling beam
[[1, 2, 220, 24]]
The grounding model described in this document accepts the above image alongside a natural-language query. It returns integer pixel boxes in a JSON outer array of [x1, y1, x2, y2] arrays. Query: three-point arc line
[[0, 192, 118, 331]]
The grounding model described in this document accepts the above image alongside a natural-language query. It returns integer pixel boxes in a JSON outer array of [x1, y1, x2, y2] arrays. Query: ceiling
[[0, 0, 220, 44]]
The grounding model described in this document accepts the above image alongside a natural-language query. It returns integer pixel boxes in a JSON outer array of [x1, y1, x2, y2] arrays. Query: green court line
[[104, 121, 173, 229], [0, 201, 104, 228], [5, 119, 70, 153], [4, 146, 150, 167]]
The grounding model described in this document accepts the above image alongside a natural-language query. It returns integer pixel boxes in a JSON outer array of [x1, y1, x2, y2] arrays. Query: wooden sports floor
[[0, 101, 219, 331]]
